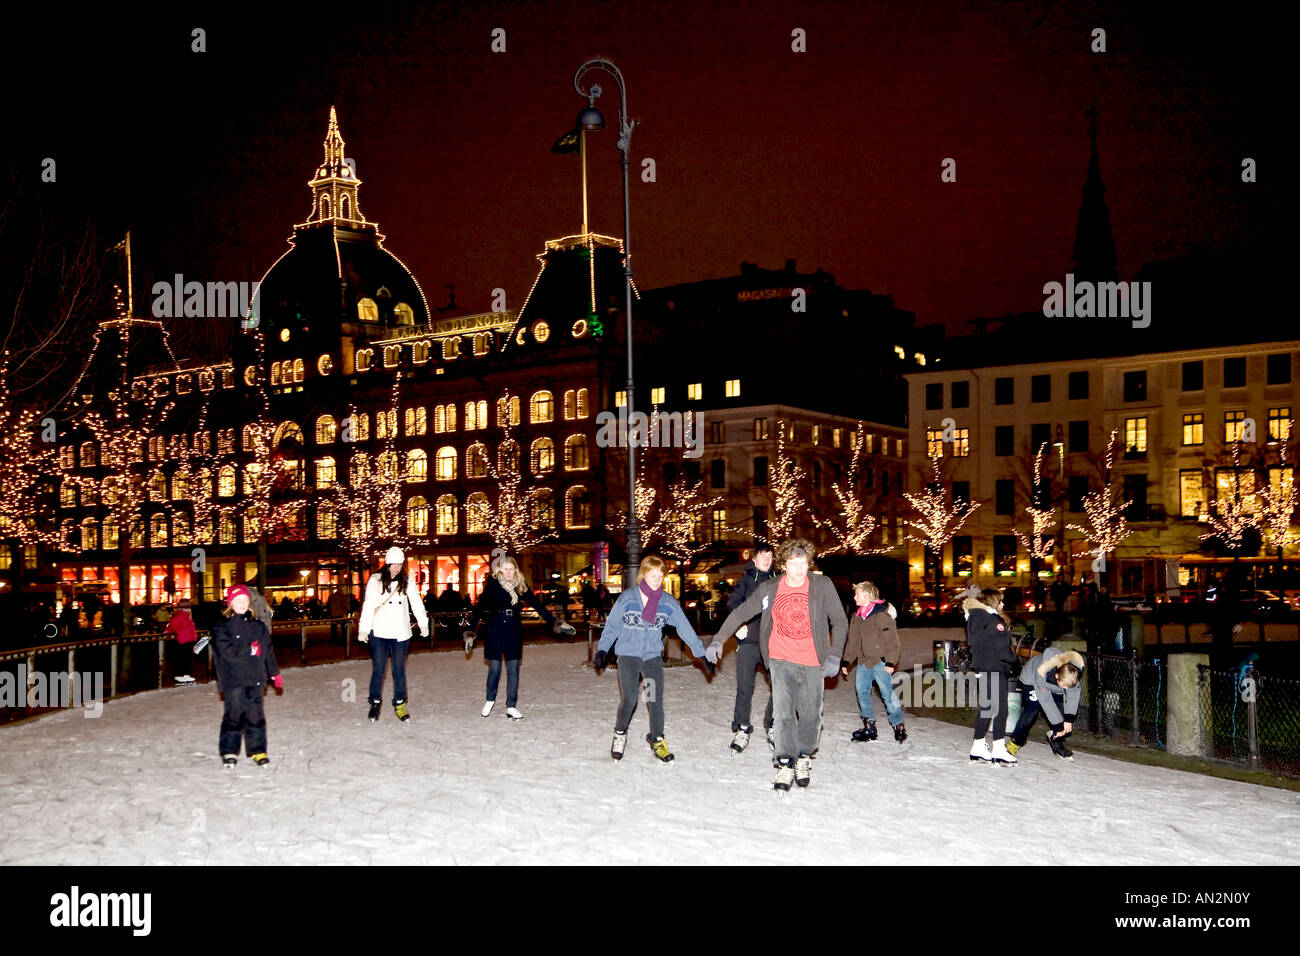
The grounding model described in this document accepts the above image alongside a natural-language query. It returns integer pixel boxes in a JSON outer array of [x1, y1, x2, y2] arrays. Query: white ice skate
[[730, 726, 752, 753], [969, 738, 994, 763], [506, 707, 523, 721], [990, 738, 1018, 765], [481, 700, 495, 717]]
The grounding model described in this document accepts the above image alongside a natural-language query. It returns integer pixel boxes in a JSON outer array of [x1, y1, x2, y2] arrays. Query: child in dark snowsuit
[[212, 585, 281, 768]]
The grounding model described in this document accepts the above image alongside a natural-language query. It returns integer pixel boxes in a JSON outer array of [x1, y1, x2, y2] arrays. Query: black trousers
[[615, 656, 665, 738], [220, 684, 268, 757], [732, 639, 775, 732], [973, 671, 1010, 740]]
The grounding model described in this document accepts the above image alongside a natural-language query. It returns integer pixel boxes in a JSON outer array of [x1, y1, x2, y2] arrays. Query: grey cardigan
[[715, 573, 849, 668]]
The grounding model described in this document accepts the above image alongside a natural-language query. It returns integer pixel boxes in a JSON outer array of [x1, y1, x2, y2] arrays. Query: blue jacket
[[596, 587, 706, 661]]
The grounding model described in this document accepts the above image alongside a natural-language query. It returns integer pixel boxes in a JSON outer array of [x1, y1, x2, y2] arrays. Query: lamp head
[[577, 105, 606, 132]]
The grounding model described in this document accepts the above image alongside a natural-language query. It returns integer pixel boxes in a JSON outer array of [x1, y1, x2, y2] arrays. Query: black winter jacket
[[212, 611, 279, 691], [963, 599, 1018, 673], [469, 576, 558, 660], [727, 563, 778, 632]]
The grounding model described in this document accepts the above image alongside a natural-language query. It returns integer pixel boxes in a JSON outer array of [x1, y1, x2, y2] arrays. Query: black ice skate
[[611, 730, 627, 760], [222, 755, 237, 770], [1046, 731, 1074, 761], [368, 699, 382, 723], [893, 722, 908, 743], [851, 719, 878, 742]]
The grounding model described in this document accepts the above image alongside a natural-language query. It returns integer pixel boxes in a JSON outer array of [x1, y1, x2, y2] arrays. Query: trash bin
[[934, 640, 970, 674]]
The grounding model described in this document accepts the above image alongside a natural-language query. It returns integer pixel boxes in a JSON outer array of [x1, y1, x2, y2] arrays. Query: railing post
[[344, 620, 351, 659], [25, 650, 35, 717], [301, 621, 308, 667], [110, 642, 119, 698], [1087, 646, 1101, 734], [1245, 665, 1261, 769], [1130, 650, 1140, 745], [158, 638, 165, 688]]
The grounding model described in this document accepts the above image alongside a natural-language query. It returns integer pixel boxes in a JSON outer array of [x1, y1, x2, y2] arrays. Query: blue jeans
[[369, 637, 409, 702], [855, 661, 904, 726], [487, 658, 521, 707]]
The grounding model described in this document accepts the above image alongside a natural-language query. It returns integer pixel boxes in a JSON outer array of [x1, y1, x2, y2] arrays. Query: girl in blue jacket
[[593, 555, 711, 762]]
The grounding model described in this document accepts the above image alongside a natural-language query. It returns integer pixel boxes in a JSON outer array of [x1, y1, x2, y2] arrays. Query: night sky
[[7, 1, 1277, 347]]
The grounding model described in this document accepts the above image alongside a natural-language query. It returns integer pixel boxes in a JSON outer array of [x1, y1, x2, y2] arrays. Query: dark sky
[[8, 1, 1278, 339]]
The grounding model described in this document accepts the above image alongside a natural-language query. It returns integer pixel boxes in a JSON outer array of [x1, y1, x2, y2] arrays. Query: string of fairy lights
[[903, 453, 982, 564], [813, 419, 883, 555], [1068, 428, 1132, 567], [468, 388, 558, 554], [1014, 441, 1057, 562]]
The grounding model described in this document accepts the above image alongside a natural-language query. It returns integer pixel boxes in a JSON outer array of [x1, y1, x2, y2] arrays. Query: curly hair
[[775, 538, 817, 570]]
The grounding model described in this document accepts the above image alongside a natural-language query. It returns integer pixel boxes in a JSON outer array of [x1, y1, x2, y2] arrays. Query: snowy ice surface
[[1, 643, 1297, 865]]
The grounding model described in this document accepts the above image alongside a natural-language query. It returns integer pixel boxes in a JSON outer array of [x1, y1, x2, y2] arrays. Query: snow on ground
[[1, 642, 1297, 865]]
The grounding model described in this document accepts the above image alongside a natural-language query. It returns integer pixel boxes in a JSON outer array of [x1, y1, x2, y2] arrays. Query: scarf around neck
[[856, 599, 885, 619], [638, 580, 662, 624]]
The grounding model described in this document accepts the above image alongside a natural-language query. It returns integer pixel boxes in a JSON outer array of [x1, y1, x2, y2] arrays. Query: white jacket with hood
[[358, 571, 429, 642]]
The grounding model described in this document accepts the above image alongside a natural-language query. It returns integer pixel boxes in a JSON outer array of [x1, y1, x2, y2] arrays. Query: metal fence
[[1074, 651, 1300, 777]]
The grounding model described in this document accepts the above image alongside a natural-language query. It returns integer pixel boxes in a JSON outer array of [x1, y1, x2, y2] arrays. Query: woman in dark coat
[[964, 587, 1019, 765], [463, 555, 575, 719]]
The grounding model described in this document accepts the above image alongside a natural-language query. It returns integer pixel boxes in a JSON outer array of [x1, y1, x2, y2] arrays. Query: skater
[[593, 554, 712, 762], [358, 546, 429, 723], [712, 539, 848, 791], [964, 588, 1020, 765], [1006, 645, 1083, 759], [839, 580, 906, 744], [463, 554, 576, 719], [723, 541, 778, 753], [212, 585, 282, 768], [164, 597, 199, 684]]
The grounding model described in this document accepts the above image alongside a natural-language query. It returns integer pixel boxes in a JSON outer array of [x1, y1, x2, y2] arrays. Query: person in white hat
[[358, 546, 429, 723]]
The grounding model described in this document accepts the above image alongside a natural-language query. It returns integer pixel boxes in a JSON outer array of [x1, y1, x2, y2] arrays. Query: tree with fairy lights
[[1257, 425, 1298, 577], [655, 476, 724, 566], [813, 421, 885, 555], [903, 453, 981, 614], [1198, 437, 1264, 601], [0, 355, 62, 594], [1014, 442, 1058, 602], [768, 419, 806, 540], [465, 389, 558, 555], [1067, 428, 1132, 591]]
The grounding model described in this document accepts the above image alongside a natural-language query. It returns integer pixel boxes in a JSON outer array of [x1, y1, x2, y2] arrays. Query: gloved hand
[[704, 641, 724, 664], [593, 650, 607, 673], [554, 621, 576, 637], [272, 674, 283, 690], [736, 624, 749, 640], [462, 630, 474, 652], [821, 655, 841, 679]]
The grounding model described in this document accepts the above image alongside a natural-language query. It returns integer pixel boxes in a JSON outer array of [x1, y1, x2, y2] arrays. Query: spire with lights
[[303, 106, 369, 230]]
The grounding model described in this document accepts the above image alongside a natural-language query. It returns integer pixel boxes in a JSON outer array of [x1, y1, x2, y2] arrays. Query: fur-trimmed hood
[[1036, 649, 1084, 679], [962, 595, 998, 617]]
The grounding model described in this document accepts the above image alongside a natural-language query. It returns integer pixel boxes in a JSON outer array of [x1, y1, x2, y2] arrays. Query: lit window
[[316, 457, 336, 489], [1225, 410, 1246, 442], [350, 453, 370, 485], [688, 383, 702, 401], [407, 449, 428, 482], [812, 425, 821, 444], [565, 486, 590, 529], [531, 437, 556, 474], [915, 353, 927, 366], [437, 447, 457, 481], [1125, 417, 1148, 454], [577, 388, 589, 418], [498, 440, 520, 474], [318, 354, 334, 375], [533, 321, 550, 343], [150, 514, 169, 549], [565, 435, 589, 471], [443, 337, 461, 360], [473, 332, 491, 356], [466, 444, 488, 478], [529, 489, 554, 529], [496, 396, 520, 426], [1182, 414, 1204, 446], [894, 345, 905, 360], [1269, 407, 1292, 441], [405, 407, 427, 436], [615, 390, 627, 408], [218, 466, 236, 497], [651, 387, 665, 405], [172, 470, 189, 500], [408, 496, 430, 536], [317, 507, 337, 539], [564, 390, 576, 420], [412, 341, 431, 364], [466, 492, 490, 533], [316, 415, 337, 444], [358, 298, 378, 321], [832, 428, 842, 449], [394, 302, 415, 326], [530, 390, 554, 423], [725, 379, 740, 398], [436, 495, 458, 535], [384, 345, 401, 368], [355, 349, 374, 373]]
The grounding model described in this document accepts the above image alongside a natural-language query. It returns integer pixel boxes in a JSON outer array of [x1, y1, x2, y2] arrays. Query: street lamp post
[[574, 58, 641, 587]]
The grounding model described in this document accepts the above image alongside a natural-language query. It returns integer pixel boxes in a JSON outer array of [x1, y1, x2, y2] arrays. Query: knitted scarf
[[638, 580, 662, 624]]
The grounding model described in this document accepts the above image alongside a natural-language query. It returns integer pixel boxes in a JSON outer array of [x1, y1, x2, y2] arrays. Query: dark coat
[[841, 603, 900, 667], [963, 598, 1018, 673], [212, 611, 279, 691], [727, 562, 778, 630], [469, 576, 558, 660]]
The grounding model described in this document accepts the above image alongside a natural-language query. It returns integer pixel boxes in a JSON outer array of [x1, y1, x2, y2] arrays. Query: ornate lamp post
[[574, 58, 641, 586]]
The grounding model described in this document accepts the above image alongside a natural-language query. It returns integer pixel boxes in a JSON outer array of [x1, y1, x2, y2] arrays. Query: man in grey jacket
[[1008, 645, 1084, 760], [709, 539, 848, 791]]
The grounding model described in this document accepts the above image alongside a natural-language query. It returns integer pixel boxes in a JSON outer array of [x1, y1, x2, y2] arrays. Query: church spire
[[1071, 101, 1118, 282], [304, 106, 368, 228]]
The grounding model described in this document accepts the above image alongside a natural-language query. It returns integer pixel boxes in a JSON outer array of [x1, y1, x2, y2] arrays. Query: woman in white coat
[[358, 546, 429, 723]]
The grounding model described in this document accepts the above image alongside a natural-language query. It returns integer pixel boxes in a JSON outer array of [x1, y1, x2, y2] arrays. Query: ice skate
[[193, 636, 209, 654], [1006, 740, 1022, 756], [394, 699, 410, 723], [481, 699, 495, 717], [368, 699, 381, 723], [611, 730, 627, 760], [730, 725, 752, 753], [1046, 731, 1074, 761], [251, 752, 269, 767], [175, 675, 197, 684], [795, 754, 812, 788], [851, 718, 877, 742], [773, 757, 795, 791], [991, 738, 1018, 765], [765, 726, 776, 752], [969, 738, 993, 763], [222, 755, 237, 770], [506, 707, 523, 721], [893, 722, 908, 744], [648, 734, 674, 762]]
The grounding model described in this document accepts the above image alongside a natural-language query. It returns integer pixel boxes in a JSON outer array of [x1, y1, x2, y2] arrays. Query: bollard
[[110, 643, 118, 698], [68, 648, 75, 682], [301, 622, 309, 667], [345, 621, 351, 659], [1245, 666, 1260, 768], [587, 624, 594, 665], [25, 650, 35, 717], [1166, 653, 1210, 757], [158, 638, 166, 688], [1130, 651, 1140, 745]]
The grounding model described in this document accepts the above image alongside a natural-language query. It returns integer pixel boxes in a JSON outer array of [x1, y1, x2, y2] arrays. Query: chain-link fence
[[1071, 652, 1300, 777]]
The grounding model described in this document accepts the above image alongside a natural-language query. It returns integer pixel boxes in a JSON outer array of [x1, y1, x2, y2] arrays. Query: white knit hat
[[384, 546, 405, 564]]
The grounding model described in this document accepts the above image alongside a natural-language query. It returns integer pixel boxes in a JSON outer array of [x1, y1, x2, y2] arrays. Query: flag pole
[[124, 230, 133, 317]]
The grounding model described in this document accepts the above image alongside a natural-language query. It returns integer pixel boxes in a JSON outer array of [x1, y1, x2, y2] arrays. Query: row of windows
[[701, 419, 903, 456], [924, 355, 1294, 412], [926, 409, 1293, 460], [131, 367, 235, 401]]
